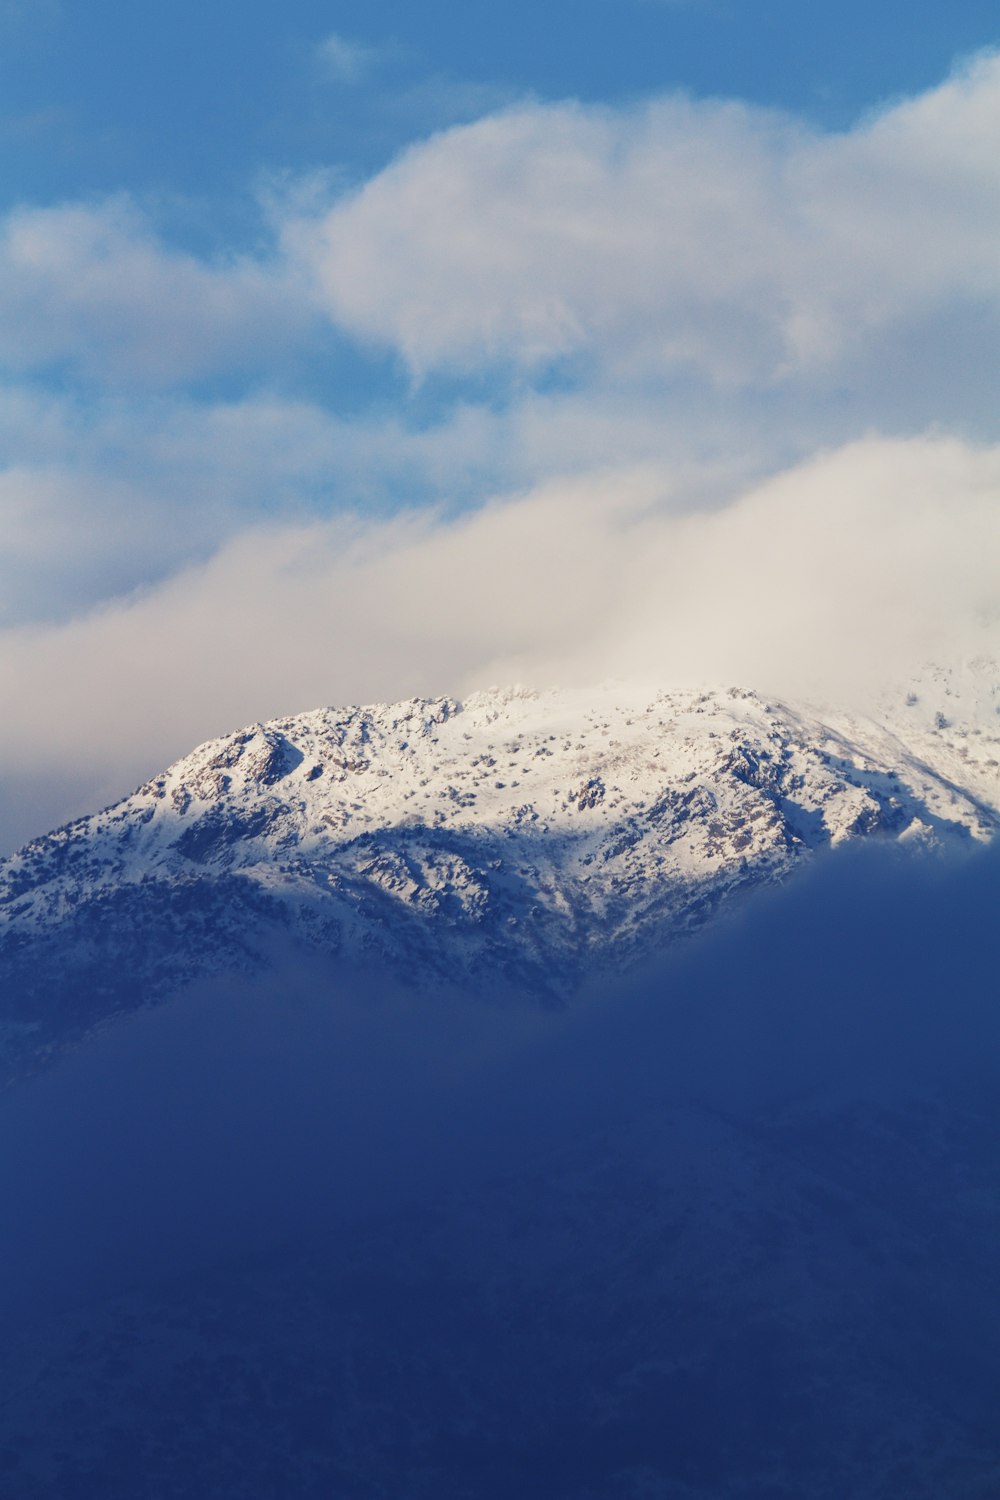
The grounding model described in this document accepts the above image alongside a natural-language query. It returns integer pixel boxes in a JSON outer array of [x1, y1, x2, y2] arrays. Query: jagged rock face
[[1, 672, 999, 1082]]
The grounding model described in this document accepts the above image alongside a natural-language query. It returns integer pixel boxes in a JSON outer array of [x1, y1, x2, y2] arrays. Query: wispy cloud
[[316, 31, 382, 84], [0, 197, 310, 386], [0, 106, 68, 141], [384, 74, 522, 132]]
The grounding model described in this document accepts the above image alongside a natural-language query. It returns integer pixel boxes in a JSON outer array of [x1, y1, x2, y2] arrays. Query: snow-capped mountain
[[3, 665, 1000, 1499], [2, 662, 999, 1084]]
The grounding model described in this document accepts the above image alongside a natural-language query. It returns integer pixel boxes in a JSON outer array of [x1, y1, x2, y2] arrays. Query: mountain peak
[[2, 670, 999, 1085]]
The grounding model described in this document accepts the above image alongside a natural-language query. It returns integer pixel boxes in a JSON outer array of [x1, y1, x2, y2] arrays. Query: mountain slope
[[2, 666, 999, 1083]]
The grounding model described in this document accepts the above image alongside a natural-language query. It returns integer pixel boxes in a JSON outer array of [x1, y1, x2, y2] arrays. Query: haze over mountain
[[4, 432, 1000, 859], [2, 657, 998, 1088], [2, 807, 999, 1499], [3, 9, 1000, 1496]]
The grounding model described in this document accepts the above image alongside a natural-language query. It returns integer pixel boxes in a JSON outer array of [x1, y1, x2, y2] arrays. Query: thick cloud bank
[[1, 55, 999, 853], [1, 431, 998, 851]]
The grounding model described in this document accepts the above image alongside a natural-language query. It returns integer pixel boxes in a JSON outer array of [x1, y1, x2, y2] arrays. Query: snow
[[1, 663, 998, 1081]]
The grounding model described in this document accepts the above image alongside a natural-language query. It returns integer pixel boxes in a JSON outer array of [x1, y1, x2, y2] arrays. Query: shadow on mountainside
[[0, 840, 999, 1498]]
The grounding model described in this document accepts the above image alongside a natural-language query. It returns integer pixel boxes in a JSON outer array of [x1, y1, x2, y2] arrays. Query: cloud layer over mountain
[[2, 431, 998, 852], [2, 54, 1000, 847]]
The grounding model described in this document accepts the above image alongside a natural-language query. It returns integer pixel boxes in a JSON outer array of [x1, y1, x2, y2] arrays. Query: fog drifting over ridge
[[1, 430, 998, 853], [2, 55, 1000, 850], [3, 28, 1000, 1488]]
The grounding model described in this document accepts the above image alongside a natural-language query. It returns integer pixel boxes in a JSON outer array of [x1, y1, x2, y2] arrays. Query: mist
[[2, 837, 999, 1494], [1, 837, 997, 1291], [2, 839, 1000, 1495], [0, 958, 554, 1324], [2, 431, 999, 856], [3, 54, 1000, 859]]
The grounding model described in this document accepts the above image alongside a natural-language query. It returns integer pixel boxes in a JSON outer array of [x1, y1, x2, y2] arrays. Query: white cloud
[[2, 54, 998, 405], [0, 362, 821, 632], [0, 384, 364, 624], [287, 52, 1000, 387], [3, 58, 1000, 850], [317, 31, 379, 83], [0, 197, 310, 385], [1, 433, 997, 850]]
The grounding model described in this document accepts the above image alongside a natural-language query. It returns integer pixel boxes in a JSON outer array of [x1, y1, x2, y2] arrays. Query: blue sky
[[1, 1, 999, 848], [3, 0, 999, 215], [2, 0, 998, 403]]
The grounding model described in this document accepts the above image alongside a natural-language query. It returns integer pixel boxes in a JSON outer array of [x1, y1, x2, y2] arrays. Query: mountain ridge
[[2, 665, 999, 1085]]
